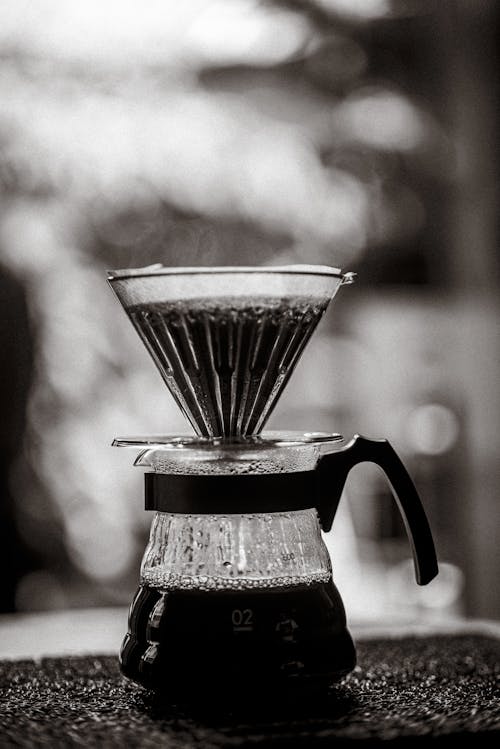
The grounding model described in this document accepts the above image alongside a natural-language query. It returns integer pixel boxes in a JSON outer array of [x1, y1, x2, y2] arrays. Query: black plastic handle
[[316, 435, 438, 585]]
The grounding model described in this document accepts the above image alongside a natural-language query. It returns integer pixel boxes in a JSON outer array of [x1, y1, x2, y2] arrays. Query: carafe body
[[117, 430, 438, 702], [120, 508, 356, 699]]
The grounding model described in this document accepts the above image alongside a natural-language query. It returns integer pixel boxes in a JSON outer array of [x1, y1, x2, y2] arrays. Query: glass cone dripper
[[107, 265, 354, 437]]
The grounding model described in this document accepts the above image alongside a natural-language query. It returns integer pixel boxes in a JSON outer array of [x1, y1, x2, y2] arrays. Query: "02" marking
[[231, 608, 253, 627]]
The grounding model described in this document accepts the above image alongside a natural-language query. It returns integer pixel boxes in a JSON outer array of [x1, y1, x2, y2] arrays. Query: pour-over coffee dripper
[[108, 264, 352, 437], [108, 265, 438, 703]]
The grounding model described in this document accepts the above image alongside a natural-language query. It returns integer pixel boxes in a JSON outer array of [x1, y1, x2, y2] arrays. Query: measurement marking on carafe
[[232, 608, 254, 631]]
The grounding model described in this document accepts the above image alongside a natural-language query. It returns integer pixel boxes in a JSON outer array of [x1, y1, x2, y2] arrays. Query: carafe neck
[[140, 510, 332, 592]]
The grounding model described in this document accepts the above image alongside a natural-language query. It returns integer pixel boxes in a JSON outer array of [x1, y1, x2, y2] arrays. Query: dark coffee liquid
[[120, 581, 356, 702], [126, 296, 328, 437]]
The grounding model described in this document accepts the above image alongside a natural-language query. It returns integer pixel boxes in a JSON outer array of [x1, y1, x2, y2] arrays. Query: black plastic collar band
[[144, 472, 318, 515]]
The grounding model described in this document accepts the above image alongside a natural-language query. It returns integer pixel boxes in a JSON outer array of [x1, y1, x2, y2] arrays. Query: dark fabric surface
[[0, 634, 499, 747]]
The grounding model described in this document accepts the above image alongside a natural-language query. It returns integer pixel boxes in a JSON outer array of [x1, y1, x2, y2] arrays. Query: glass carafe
[[116, 432, 437, 701]]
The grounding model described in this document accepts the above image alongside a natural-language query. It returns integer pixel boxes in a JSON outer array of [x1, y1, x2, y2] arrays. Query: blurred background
[[0, 0, 498, 628]]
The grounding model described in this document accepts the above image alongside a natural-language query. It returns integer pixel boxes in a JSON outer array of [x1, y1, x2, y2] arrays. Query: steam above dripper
[[107, 265, 354, 437]]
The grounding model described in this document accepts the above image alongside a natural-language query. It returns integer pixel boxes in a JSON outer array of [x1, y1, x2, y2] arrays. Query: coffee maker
[[107, 265, 438, 702]]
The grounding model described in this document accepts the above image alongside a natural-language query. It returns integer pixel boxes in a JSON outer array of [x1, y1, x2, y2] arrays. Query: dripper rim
[[107, 264, 355, 284]]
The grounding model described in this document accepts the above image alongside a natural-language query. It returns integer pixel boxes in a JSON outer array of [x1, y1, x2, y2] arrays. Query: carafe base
[[120, 580, 356, 703]]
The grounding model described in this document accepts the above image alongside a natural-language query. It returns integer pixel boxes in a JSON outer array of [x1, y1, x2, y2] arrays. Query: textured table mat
[[0, 634, 499, 747]]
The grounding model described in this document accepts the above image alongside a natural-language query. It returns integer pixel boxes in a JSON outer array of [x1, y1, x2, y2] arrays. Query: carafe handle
[[317, 434, 438, 585]]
